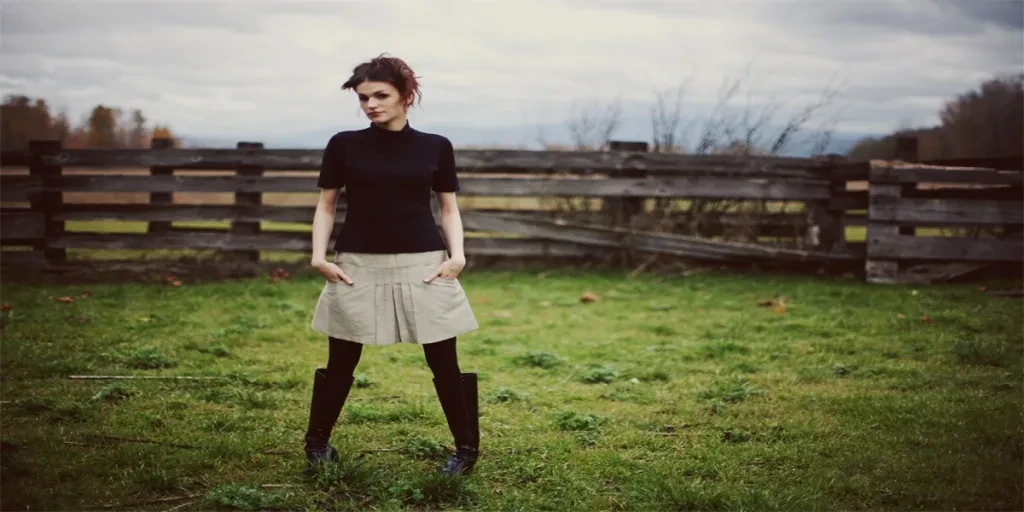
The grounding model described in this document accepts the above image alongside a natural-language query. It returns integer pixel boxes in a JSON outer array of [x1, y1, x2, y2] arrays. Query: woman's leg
[[425, 337, 479, 475], [423, 336, 461, 378], [327, 336, 364, 377], [304, 337, 362, 475]]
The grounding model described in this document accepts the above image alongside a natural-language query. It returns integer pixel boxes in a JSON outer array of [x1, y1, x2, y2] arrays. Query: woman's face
[[355, 81, 408, 125]]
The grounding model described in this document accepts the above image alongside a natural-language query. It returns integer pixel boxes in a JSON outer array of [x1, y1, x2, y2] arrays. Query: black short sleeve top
[[316, 121, 459, 254]]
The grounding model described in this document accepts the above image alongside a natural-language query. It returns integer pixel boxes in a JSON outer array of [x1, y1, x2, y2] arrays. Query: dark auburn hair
[[342, 53, 422, 108]]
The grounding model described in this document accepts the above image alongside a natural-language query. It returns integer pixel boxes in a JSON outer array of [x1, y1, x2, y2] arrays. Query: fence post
[[28, 140, 65, 265], [606, 140, 648, 266], [823, 154, 847, 252], [813, 154, 848, 252], [894, 135, 918, 238], [231, 141, 264, 262], [865, 161, 902, 284], [148, 137, 175, 234]]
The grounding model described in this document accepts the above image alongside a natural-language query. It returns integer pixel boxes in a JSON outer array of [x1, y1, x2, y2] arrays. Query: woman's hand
[[424, 256, 465, 283], [311, 258, 353, 285]]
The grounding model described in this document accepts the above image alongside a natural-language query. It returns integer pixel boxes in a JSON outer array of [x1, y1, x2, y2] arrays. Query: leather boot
[[461, 373, 479, 453], [303, 367, 354, 477], [432, 372, 479, 476]]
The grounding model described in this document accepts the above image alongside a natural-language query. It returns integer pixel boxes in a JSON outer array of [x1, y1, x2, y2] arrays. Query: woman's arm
[[310, 188, 339, 266], [436, 191, 465, 263], [309, 188, 352, 284]]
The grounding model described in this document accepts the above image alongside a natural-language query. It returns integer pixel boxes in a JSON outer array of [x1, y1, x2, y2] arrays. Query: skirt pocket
[[311, 280, 377, 341], [409, 277, 479, 343]]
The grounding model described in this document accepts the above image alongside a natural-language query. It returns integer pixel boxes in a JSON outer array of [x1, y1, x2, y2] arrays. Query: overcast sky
[[2, 0, 1022, 151]]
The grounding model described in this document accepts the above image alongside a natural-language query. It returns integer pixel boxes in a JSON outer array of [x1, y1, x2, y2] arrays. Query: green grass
[[1, 269, 1021, 511]]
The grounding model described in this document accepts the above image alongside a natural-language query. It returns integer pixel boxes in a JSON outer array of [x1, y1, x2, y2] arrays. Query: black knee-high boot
[[462, 373, 479, 453], [432, 372, 480, 476], [303, 367, 354, 476]]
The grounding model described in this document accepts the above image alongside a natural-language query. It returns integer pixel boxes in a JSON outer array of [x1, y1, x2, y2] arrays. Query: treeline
[[0, 95, 179, 150], [847, 74, 1023, 161]]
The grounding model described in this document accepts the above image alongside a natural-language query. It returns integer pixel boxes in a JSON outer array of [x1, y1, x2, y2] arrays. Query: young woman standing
[[304, 54, 480, 477]]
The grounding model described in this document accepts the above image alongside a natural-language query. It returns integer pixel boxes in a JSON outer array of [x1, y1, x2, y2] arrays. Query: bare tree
[[650, 74, 695, 153], [804, 97, 849, 157], [566, 96, 622, 150], [768, 80, 844, 155], [693, 76, 743, 155], [640, 65, 848, 245]]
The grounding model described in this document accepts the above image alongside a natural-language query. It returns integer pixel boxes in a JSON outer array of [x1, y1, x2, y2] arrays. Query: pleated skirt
[[310, 250, 479, 345]]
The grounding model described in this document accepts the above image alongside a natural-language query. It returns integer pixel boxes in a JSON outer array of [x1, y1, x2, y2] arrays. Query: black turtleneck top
[[316, 121, 459, 254]]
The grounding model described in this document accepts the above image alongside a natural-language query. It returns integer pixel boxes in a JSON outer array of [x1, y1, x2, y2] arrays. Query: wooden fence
[[861, 160, 1023, 283], [1, 138, 1020, 284]]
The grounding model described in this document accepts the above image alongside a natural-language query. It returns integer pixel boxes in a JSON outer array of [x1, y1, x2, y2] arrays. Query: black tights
[[326, 336, 461, 380]]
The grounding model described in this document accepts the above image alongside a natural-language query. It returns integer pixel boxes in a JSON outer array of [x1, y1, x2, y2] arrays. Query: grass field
[[1, 267, 1021, 511]]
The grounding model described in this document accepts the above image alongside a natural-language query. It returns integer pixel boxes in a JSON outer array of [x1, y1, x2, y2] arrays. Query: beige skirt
[[310, 250, 479, 345]]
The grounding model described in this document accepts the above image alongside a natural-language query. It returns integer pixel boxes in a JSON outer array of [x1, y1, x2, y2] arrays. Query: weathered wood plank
[[50, 204, 822, 238], [49, 231, 314, 251], [29, 140, 66, 264], [899, 261, 996, 284], [231, 141, 264, 262], [460, 177, 830, 200], [865, 171, 902, 283], [897, 230, 1024, 283], [48, 213, 848, 260], [869, 197, 1023, 226], [461, 212, 856, 262], [918, 156, 1023, 171], [869, 161, 1023, 185], [830, 190, 867, 211], [864, 260, 899, 284], [1, 148, 831, 178], [50, 175, 315, 193], [148, 137, 176, 234], [0, 211, 45, 239], [0, 175, 44, 201], [43, 231, 610, 258], [830, 163, 869, 181], [867, 234, 1023, 262], [0, 250, 45, 266], [464, 238, 612, 258], [905, 184, 1023, 201], [45, 175, 830, 200], [52, 204, 324, 223]]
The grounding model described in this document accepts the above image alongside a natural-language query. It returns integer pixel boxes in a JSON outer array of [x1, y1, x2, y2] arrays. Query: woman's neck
[[375, 116, 409, 131]]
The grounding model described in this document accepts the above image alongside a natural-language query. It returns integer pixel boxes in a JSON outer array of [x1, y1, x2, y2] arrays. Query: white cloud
[[1, 0, 1020, 151]]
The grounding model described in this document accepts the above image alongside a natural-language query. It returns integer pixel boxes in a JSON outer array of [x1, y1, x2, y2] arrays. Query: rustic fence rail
[[863, 160, 1023, 284], [2, 138, 1021, 283]]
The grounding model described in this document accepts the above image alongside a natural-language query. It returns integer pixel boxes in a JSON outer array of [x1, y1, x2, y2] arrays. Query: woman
[[304, 54, 480, 478]]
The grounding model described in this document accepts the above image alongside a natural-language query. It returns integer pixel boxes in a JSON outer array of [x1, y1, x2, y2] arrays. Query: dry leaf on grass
[[1, 303, 10, 311], [270, 268, 292, 281], [492, 310, 514, 318], [757, 297, 787, 314], [55, 296, 76, 303], [580, 292, 600, 303]]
